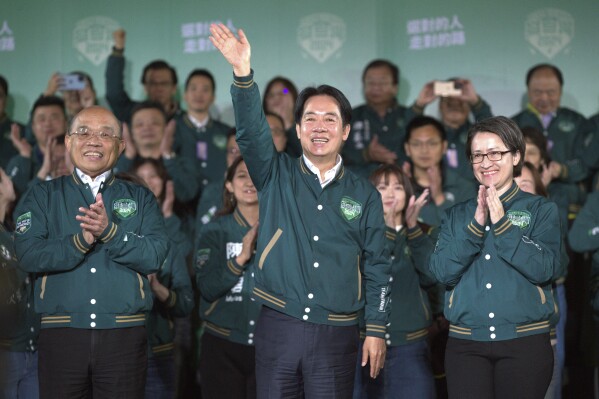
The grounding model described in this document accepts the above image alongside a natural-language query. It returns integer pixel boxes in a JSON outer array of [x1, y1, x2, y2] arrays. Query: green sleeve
[[7, 154, 33, 196], [100, 189, 169, 275], [230, 72, 278, 192], [568, 192, 599, 253], [195, 222, 249, 303], [14, 184, 92, 273], [429, 208, 484, 287], [105, 53, 136, 123], [163, 155, 200, 202], [159, 246, 194, 317], [493, 201, 561, 284]]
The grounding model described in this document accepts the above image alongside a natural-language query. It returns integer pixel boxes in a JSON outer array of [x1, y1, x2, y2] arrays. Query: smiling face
[[144, 68, 177, 108], [265, 81, 295, 120], [184, 75, 214, 114], [527, 68, 561, 115], [404, 124, 447, 171], [225, 161, 257, 207], [66, 107, 124, 178], [296, 95, 350, 166], [375, 172, 406, 217], [131, 108, 166, 150], [470, 132, 520, 195], [32, 105, 67, 146]]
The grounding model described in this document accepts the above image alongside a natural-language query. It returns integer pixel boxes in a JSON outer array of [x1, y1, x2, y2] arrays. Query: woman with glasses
[[403, 115, 476, 227], [429, 116, 561, 398]]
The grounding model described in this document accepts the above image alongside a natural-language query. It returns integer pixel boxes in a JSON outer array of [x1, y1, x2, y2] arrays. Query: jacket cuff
[[98, 222, 118, 243], [466, 219, 485, 239], [493, 215, 513, 236], [226, 258, 246, 276], [407, 225, 425, 241], [165, 290, 177, 308], [384, 226, 397, 242], [364, 322, 386, 338], [233, 70, 254, 89], [72, 233, 93, 254]]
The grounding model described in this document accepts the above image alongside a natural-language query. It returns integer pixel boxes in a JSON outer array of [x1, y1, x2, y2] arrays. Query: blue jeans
[[0, 350, 39, 399], [145, 354, 175, 399], [353, 340, 435, 399]]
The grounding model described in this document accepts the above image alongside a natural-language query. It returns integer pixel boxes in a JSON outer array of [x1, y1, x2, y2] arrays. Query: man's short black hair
[[526, 64, 564, 87], [141, 60, 178, 85], [0, 75, 8, 95], [405, 115, 447, 144], [184, 69, 215, 92], [30, 95, 66, 119], [131, 101, 167, 121], [362, 59, 400, 86], [294, 85, 352, 127]]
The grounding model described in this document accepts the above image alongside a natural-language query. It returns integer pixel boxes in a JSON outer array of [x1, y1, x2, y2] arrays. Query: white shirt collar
[[76, 168, 111, 197], [187, 114, 209, 129], [302, 154, 343, 188]]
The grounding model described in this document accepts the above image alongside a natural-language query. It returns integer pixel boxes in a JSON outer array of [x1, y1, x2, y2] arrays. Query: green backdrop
[[1, 0, 598, 124]]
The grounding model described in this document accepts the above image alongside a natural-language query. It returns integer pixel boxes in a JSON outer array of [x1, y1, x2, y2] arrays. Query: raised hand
[[455, 79, 479, 105], [113, 29, 126, 50], [415, 81, 437, 108], [44, 72, 62, 97], [76, 192, 109, 244], [474, 185, 488, 226], [367, 135, 397, 164], [37, 136, 57, 180], [122, 122, 136, 160], [236, 222, 259, 266], [161, 180, 175, 219], [384, 198, 398, 229], [405, 189, 429, 229], [426, 165, 445, 205], [486, 184, 504, 224], [209, 23, 251, 77], [10, 123, 31, 158], [160, 119, 176, 157]]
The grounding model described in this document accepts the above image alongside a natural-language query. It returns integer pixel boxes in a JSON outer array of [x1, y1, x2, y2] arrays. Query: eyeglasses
[[407, 140, 442, 150], [470, 150, 512, 164], [69, 127, 121, 141]]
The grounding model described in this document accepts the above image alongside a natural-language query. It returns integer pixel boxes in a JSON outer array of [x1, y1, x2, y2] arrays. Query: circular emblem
[[73, 16, 120, 66], [297, 13, 346, 63]]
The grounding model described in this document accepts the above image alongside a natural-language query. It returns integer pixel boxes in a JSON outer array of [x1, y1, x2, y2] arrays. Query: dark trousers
[[445, 334, 553, 399], [38, 327, 147, 399], [255, 306, 359, 399], [199, 331, 256, 399]]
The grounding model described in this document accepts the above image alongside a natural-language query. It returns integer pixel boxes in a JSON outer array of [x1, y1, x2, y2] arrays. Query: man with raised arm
[[208, 24, 391, 398]]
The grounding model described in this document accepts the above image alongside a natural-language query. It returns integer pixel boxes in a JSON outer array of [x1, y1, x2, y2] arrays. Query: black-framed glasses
[[69, 127, 121, 141], [470, 150, 512, 164]]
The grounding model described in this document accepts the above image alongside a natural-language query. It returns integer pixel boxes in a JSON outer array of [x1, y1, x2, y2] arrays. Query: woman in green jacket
[[430, 116, 561, 398], [195, 156, 260, 399]]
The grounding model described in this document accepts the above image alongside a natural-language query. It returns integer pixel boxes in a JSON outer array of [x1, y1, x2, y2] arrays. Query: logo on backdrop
[[297, 13, 346, 63], [525, 8, 574, 59], [407, 15, 466, 50], [181, 19, 237, 54], [73, 16, 120, 65], [0, 21, 15, 52]]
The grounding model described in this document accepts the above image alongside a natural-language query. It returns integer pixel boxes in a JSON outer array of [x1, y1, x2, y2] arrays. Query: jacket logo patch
[[196, 248, 210, 268], [558, 120, 575, 133], [340, 196, 362, 221], [507, 210, 531, 229], [15, 212, 32, 234], [213, 134, 227, 150], [112, 199, 137, 219]]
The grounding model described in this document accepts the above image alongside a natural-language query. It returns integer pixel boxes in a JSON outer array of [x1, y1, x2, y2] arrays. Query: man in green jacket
[[210, 24, 391, 398], [14, 106, 169, 399]]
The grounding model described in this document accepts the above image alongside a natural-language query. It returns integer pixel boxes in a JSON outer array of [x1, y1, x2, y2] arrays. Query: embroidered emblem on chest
[[112, 199, 137, 219], [340, 196, 362, 221], [506, 210, 532, 229], [15, 212, 32, 234]]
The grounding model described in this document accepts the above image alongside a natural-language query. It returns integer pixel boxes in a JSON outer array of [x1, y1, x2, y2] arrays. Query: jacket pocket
[[258, 228, 283, 270]]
